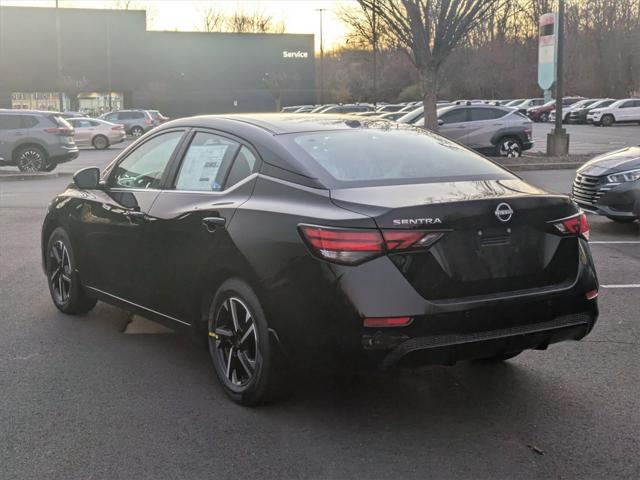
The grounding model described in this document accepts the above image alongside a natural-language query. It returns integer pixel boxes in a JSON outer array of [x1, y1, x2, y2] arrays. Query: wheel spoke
[[214, 327, 234, 338], [52, 246, 62, 263], [237, 350, 255, 376], [225, 346, 234, 380], [51, 267, 61, 281], [229, 299, 240, 333], [239, 323, 255, 345]]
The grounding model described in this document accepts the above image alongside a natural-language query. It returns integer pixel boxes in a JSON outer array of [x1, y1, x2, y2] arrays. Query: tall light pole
[[547, 0, 569, 156], [55, 0, 64, 111], [315, 8, 325, 105], [372, 0, 377, 106]]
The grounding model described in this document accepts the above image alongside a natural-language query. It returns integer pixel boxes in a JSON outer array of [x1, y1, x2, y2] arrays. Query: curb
[[0, 171, 74, 182]]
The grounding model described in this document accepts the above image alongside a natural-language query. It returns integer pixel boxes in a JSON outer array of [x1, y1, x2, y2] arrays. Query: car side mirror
[[438, 119, 444, 126], [73, 167, 101, 190]]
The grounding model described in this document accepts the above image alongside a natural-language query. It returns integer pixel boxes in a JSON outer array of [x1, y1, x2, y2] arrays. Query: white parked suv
[[587, 98, 640, 126]]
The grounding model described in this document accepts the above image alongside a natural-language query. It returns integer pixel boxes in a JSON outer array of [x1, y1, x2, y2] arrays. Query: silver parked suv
[[398, 104, 533, 157], [0, 110, 79, 172], [99, 109, 154, 137]]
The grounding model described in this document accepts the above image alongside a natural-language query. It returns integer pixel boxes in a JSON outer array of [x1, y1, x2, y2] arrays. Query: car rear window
[[287, 125, 510, 187]]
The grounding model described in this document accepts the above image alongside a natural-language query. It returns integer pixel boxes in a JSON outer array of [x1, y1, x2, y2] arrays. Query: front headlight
[[606, 168, 640, 183]]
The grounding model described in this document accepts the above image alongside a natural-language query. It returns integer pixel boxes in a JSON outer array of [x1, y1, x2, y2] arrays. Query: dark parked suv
[[99, 110, 154, 137], [0, 110, 78, 172]]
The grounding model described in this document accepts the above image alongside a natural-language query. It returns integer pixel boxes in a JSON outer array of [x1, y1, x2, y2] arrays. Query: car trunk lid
[[330, 179, 581, 300]]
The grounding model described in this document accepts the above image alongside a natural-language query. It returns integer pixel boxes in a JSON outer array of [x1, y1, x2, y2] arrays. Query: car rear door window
[[225, 146, 258, 189], [111, 130, 183, 189], [469, 108, 505, 121], [174, 132, 240, 192], [440, 108, 468, 124]]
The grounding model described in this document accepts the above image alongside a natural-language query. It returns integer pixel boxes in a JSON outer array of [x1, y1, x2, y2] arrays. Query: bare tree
[[357, 0, 505, 130], [226, 10, 285, 34], [199, 6, 225, 32]]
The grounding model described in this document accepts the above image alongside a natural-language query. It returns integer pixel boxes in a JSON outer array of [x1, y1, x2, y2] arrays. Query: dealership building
[[0, 6, 316, 116]]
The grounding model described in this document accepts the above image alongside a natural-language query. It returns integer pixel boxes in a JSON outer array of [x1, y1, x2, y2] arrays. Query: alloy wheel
[[18, 149, 45, 172], [49, 240, 72, 304], [210, 296, 258, 388], [499, 139, 522, 158], [131, 127, 143, 137]]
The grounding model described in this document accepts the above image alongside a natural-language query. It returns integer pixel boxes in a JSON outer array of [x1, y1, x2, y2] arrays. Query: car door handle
[[202, 216, 226, 232]]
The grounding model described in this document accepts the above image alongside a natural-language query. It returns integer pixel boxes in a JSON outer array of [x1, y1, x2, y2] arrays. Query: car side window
[[469, 108, 504, 121], [175, 132, 240, 192], [75, 119, 92, 128], [620, 101, 634, 108], [111, 131, 183, 189], [440, 108, 468, 124], [104, 113, 117, 122], [225, 146, 259, 189]]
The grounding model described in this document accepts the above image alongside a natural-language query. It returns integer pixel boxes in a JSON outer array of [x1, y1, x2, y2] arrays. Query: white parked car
[[66, 117, 126, 149], [587, 98, 640, 127]]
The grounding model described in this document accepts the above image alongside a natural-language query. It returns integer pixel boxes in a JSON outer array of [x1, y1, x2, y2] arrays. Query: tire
[[540, 112, 549, 122], [131, 126, 144, 137], [16, 145, 47, 172], [46, 227, 97, 315], [474, 350, 522, 363], [92, 135, 109, 150], [496, 136, 522, 158], [207, 278, 289, 405], [601, 114, 614, 127]]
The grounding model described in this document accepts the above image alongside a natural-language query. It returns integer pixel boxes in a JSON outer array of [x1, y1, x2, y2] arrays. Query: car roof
[[164, 113, 396, 135], [0, 109, 57, 115], [156, 114, 412, 188]]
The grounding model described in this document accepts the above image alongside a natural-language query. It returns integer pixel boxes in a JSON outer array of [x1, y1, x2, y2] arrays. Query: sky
[[0, 0, 355, 51]]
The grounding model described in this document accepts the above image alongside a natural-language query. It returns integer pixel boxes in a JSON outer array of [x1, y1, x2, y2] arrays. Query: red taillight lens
[[145, 119, 153, 125], [44, 127, 73, 136], [112, 125, 124, 130], [363, 316, 412, 328], [299, 225, 444, 265], [553, 213, 589, 240], [585, 289, 598, 300]]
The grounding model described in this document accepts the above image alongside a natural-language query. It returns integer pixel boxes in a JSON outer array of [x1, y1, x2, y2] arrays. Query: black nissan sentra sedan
[[42, 114, 599, 404]]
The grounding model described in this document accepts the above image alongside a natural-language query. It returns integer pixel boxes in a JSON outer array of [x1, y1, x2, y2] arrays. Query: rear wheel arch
[[198, 255, 267, 329]]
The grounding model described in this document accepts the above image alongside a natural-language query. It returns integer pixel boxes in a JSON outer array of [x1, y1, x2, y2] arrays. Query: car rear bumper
[[272, 238, 599, 365], [51, 146, 79, 164], [374, 312, 595, 368]]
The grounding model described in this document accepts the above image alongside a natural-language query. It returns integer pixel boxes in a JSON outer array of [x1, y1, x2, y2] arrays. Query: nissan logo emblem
[[495, 202, 514, 222]]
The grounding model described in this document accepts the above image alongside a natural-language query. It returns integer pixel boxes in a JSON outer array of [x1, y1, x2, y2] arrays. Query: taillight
[[44, 127, 73, 136], [145, 119, 153, 125], [552, 212, 589, 240], [299, 225, 444, 265], [111, 125, 124, 130]]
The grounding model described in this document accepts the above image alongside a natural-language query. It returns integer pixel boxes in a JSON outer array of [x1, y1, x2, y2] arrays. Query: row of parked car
[[282, 100, 533, 158], [534, 97, 640, 126], [0, 108, 168, 172]]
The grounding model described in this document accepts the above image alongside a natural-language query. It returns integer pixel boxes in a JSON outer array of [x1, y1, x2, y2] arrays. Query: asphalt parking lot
[[1, 146, 639, 479], [530, 122, 640, 155]]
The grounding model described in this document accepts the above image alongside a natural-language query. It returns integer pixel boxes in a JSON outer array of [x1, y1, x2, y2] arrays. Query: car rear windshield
[[286, 124, 511, 187]]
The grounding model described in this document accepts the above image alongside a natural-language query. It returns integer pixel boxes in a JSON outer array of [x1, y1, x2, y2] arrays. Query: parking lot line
[[590, 241, 640, 244], [601, 284, 640, 288]]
